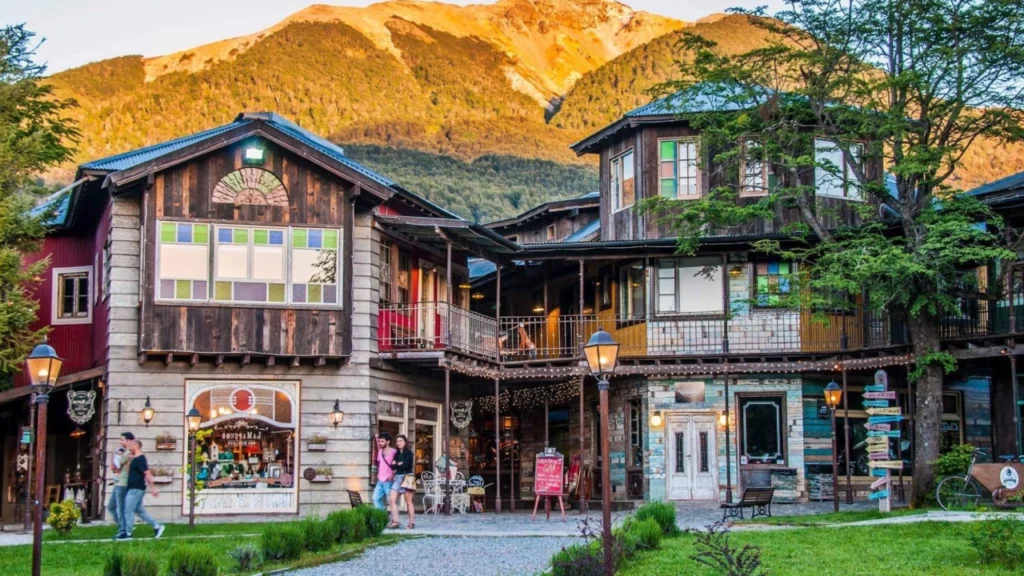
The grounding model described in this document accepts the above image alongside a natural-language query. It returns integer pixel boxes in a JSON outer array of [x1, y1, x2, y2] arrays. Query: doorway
[[667, 413, 718, 501]]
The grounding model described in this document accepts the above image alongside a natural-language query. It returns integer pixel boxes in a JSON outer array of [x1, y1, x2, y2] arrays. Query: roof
[[485, 191, 600, 230], [967, 170, 1024, 198], [375, 215, 521, 263], [30, 178, 87, 228], [468, 258, 497, 280], [80, 112, 395, 190], [563, 218, 601, 242]]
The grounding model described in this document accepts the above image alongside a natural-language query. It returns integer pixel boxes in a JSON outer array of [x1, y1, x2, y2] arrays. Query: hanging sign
[[864, 384, 886, 393], [450, 400, 473, 430], [20, 426, 32, 445], [534, 452, 565, 496], [67, 390, 97, 425], [866, 407, 902, 416], [1000, 467, 1020, 490], [864, 391, 897, 400]]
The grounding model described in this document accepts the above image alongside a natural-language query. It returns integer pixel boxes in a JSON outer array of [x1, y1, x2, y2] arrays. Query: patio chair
[[421, 472, 443, 514]]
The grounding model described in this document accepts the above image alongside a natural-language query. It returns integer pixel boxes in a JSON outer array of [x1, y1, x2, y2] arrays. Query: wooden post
[[444, 364, 451, 515], [24, 393, 35, 531], [31, 393, 48, 576], [724, 373, 732, 503], [842, 365, 852, 504], [598, 380, 613, 576], [494, 377, 502, 514], [578, 259, 586, 514], [496, 265, 502, 362]]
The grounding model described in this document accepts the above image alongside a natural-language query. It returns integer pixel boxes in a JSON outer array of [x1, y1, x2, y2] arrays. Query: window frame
[[737, 393, 787, 465], [52, 266, 93, 325], [626, 397, 643, 469], [654, 257, 725, 318], [610, 148, 636, 213], [751, 260, 797, 309], [658, 137, 703, 200], [739, 137, 770, 197], [814, 138, 865, 201], [617, 260, 646, 324], [546, 224, 556, 241], [380, 238, 394, 307]]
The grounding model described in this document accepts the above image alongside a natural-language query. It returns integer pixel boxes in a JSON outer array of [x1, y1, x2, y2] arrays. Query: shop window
[[815, 138, 863, 200], [290, 228, 339, 305], [740, 396, 784, 463], [753, 261, 796, 308], [739, 138, 769, 197], [380, 238, 394, 306], [940, 392, 964, 451], [158, 222, 210, 301], [656, 257, 724, 315], [659, 138, 701, 199], [618, 261, 645, 320], [53, 267, 91, 324], [611, 150, 635, 212], [186, 382, 299, 515], [627, 398, 643, 468]]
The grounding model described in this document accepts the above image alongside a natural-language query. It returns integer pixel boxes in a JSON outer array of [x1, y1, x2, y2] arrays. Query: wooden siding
[[140, 140, 354, 357]]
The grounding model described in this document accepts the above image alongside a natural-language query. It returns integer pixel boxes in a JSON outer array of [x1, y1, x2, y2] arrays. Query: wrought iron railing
[[940, 299, 1024, 340]]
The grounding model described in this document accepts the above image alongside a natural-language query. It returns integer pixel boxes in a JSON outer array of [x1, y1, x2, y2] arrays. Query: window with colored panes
[[213, 226, 288, 303], [753, 261, 795, 307], [659, 139, 701, 199], [291, 228, 339, 305], [158, 222, 210, 300], [610, 150, 635, 211]]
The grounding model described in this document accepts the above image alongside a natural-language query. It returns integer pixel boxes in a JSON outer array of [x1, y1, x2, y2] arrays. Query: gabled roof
[[485, 191, 600, 231], [81, 120, 251, 172], [563, 218, 601, 242], [967, 170, 1024, 199]]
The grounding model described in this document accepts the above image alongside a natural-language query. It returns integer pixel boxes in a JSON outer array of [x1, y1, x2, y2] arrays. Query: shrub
[[550, 543, 604, 576], [105, 549, 159, 576], [228, 544, 260, 572], [356, 505, 389, 538], [635, 501, 678, 536], [327, 509, 366, 543], [300, 516, 335, 552], [627, 517, 663, 551], [166, 546, 219, 576], [968, 517, 1024, 565], [613, 527, 640, 559], [691, 522, 766, 576], [931, 444, 977, 477], [261, 524, 304, 561], [47, 499, 81, 535]]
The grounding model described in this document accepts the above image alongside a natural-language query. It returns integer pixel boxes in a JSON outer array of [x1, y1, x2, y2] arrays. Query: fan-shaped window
[[212, 168, 288, 206]]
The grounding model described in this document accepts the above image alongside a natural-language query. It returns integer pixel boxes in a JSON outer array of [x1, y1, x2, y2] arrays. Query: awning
[[0, 366, 105, 406], [375, 215, 521, 263]]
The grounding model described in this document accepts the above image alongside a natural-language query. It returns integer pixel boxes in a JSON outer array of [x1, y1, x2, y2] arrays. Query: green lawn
[[737, 507, 927, 526], [2, 526, 401, 576], [619, 522, 1016, 576]]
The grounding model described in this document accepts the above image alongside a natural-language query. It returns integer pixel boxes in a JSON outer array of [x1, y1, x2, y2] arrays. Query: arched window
[[212, 168, 288, 206]]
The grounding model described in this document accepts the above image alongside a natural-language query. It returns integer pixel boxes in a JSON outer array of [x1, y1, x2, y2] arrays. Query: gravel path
[[286, 536, 579, 576]]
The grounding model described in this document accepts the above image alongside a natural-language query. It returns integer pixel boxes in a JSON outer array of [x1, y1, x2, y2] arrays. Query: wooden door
[[667, 414, 718, 501]]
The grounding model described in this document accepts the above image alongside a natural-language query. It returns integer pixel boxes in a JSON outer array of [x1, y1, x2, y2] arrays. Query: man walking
[[118, 439, 164, 540], [108, 432, 134, 539], [372, 433, 396, 509]]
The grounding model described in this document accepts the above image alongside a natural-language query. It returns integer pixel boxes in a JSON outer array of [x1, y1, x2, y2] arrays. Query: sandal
[[406, 523, 415, 529], [387, 522, 400, 529]]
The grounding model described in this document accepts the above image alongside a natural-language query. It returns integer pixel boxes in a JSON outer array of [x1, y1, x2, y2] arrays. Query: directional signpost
[[864, 370, 898, 513]]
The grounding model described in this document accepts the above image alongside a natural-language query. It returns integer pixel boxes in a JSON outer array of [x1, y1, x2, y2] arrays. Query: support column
[[494, 377, 502, 514], [1012, 354, 1021, 455], [906, 363, 916, 504], [579, 376, 586, 514], [724, 373, 732, 503], [578, 259, 585, 351], [444, 364, 451, 515], [495, 265, 502, 362], [24, 393, 35, 531], [842, 365, 853, 504]]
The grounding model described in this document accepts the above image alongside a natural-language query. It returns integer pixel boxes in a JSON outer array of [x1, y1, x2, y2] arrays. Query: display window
[[184, 381, 299, 515], [414, 403, 440, 477]]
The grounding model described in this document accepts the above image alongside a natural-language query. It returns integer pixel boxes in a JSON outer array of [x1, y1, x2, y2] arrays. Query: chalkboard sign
[[534, 452, 564, 496]]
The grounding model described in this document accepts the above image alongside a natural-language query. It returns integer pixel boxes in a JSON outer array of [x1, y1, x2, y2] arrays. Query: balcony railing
[[379, 302, 910, 361], [940, 300, 1024, 340]]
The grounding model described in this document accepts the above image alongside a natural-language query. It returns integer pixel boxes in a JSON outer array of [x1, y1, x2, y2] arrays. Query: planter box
[[152, 476, 174, 485], [310, 475, 332, 483], [155, 442, 177, 451], [307, 443, 328, 452]]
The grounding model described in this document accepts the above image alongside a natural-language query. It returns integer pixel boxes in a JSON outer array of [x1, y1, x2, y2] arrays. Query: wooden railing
[[379, 302, 911, 361]]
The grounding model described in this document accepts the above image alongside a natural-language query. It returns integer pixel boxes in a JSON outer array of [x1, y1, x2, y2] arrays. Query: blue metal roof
[[80, 112, 396, 190], [967, 170, 1024, 197], [30, 179, 85, 227], [625, 83, 757, 118], [468, 258, 497, 280], [564, 219, 601, 243]]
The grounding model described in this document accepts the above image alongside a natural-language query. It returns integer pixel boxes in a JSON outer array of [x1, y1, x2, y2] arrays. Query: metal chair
[[421, 472, 443, 514]]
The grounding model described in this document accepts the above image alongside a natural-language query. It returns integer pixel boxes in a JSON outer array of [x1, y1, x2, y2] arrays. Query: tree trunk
[[908, 312, 944, 507]]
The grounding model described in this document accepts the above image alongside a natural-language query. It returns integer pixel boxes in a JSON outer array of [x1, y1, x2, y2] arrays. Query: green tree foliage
[[640, 0, 1024, 502], [343, 145, 597, 222], [0, 25, 78, 385]]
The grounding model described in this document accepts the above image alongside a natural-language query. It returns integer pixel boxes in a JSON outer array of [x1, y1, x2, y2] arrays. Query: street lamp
[[186, 407, 201, 528], [583, 329, 619, 576], [26, 339, 62, 576], [330, 400, 345, 427], [141, 397, 155, 426], [824, 381, 843, 513]]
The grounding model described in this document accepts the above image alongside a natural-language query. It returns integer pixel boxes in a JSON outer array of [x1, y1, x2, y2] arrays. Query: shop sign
[[450, 401, 473, 430], [1000, 467, 1020, 490], [866, 407, 902, 416], [534, 452, 565, 496], [302, 467, 317, 481], [231, 388, 255, 412], [67, 390, 96, 425]]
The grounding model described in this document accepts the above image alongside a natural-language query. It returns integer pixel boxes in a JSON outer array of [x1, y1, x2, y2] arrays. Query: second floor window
[[54, 267, 91, 323], [753, 261, 796, 308], [815, 138, 863, 200], [380, 238, 394, 306], [660, 139, 701, 199], [618, 261, 645, 320], [740, 138, 769, 197], [611, 150, 635, 212], [656, 257, 724, 315]]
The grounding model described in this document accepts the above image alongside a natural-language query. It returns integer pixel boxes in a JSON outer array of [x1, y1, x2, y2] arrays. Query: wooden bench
[[347, 490, 364, 509], [720, 487, 775, 521]]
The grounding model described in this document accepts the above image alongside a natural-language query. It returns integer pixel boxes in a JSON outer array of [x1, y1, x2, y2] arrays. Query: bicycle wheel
[[935, 476, 981, 511]]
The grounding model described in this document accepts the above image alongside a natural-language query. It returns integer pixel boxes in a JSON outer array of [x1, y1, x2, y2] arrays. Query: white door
[[667, 414, 718, 501]]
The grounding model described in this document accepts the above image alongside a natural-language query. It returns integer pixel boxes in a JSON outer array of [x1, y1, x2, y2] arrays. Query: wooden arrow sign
[[871, 476, 890, 490], [867, 407, 902, 416], [867, 415, 904, 424], [866, 442, 889, 451], [869, 489, 890, 500], [865, 384, 886, 393], [868, 430, 901, 438], [869, 451, 892, 459], [868, 460, 903, 469], [862, 400, 891, 408], [871, 468, 888, 477], [865, 423, 892, 431], [864, 391, 897, 400]]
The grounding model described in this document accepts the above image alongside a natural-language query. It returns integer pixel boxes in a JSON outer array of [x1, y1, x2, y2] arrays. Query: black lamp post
[[583, 329, 619, 576], [186, 407, 202, 529], [26, 339, 63, 576], [824, 381, 843, 513]]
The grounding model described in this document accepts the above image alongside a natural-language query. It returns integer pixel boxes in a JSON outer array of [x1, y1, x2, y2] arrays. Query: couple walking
[[372, 432, 416, 529], [107, 432, 165, 539]]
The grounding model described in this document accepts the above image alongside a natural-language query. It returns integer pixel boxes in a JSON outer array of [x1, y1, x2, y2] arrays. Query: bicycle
[[935, 450, 1024, 511]]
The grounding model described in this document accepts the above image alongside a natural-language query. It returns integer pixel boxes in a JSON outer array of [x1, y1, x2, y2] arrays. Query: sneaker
[[154, 525, 165, 539], [116, 533, 132, 541]]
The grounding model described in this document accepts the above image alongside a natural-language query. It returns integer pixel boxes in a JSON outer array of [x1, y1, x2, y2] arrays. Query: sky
[[3, 0, 785, 74]]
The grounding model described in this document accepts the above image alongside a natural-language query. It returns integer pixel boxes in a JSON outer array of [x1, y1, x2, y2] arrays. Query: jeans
[[122, 489, 161, 536], [372, 479, 393, 509], [107, 486, 126, 528]]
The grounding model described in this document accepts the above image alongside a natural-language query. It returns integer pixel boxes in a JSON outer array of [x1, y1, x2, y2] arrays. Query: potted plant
[[307, 433, 329, 452], [151, 466, 175, 484], [155, 432, 177, 451], [311, 464, 333, 483]]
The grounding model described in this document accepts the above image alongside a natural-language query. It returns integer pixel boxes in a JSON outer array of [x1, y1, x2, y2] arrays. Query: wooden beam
[[214, 355, 225, 367], [291, 357, 301, 368], [240, 354, 251, 367], [266, 356, 275, 367], [189, 353, 199, 367], [138, 352, 147, 365], [315, 356, 327, 367]]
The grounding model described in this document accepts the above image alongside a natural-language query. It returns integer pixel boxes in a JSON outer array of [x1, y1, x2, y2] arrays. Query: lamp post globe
[[187, 407, 202, 433], [583, 329, 619, 377], [330, 400, 345, 427], [824, 381, 843, 409], [26, 339, 62, 576]]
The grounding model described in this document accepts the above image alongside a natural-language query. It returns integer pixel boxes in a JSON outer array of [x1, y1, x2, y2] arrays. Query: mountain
[[47, 3, 1022, 221]]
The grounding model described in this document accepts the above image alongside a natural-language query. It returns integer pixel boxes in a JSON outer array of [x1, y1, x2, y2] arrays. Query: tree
[[0, 25, 78, 385], [641, 0, 1024, 503]]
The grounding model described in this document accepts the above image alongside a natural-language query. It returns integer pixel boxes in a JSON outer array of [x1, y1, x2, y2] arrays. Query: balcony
[[379, 302, 911, 363]]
